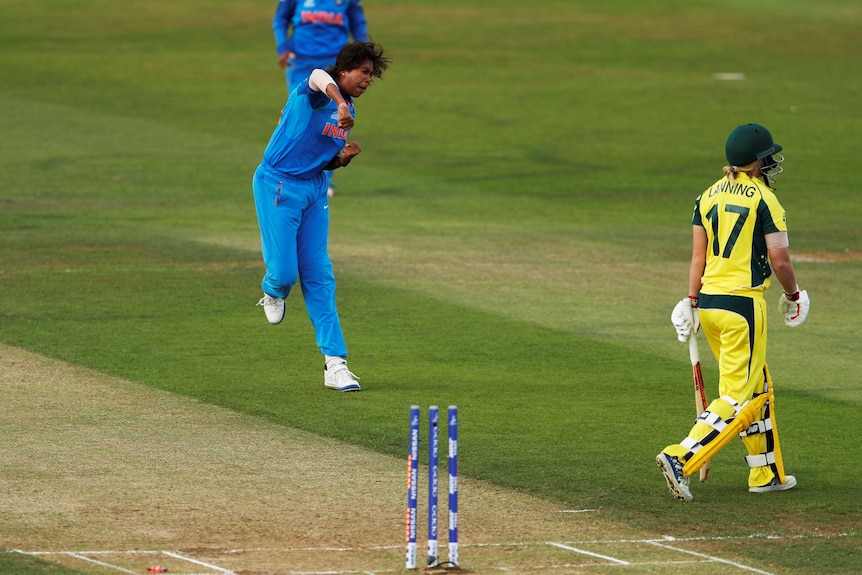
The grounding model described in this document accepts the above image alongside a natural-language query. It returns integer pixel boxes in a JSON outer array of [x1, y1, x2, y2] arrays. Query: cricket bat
[[689, 334, 711, 482]]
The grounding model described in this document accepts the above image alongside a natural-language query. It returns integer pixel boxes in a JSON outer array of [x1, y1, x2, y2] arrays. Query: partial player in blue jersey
[[273, 0, 368, 92], [253, 41, 390, 393]]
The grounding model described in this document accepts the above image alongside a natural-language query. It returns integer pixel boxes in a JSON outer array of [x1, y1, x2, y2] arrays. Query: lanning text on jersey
[[709, 180, 756, 198]]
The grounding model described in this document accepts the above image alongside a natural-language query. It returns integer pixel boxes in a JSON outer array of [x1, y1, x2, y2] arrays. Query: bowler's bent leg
[[253, 165, 302, 299]]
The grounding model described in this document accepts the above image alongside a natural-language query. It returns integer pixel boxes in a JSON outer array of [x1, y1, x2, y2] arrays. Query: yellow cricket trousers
[[664, 293, 775, 487]]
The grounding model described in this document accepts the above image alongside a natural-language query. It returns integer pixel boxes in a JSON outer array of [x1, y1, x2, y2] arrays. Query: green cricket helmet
[[725, 123, 783, 166]]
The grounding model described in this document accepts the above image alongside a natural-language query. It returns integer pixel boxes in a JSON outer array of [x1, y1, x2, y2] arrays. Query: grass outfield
[[1, 0, 860, 573]]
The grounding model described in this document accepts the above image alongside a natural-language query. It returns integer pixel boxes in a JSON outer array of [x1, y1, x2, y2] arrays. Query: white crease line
[[647, 541, 775, 574], [14, 532, 847, 557], [163, 551, 236, 574], [224, 546, 398, 553], [546, 542, 630, 565], [19, 550, 161, 555], [64, 552, 140, 574]]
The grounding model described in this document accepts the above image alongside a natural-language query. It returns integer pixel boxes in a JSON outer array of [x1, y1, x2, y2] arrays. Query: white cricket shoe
[[257, 294, 285, 325], [324, 360, 361, 392], [749, 474, 797, 493], [656, 453, 693, 502]]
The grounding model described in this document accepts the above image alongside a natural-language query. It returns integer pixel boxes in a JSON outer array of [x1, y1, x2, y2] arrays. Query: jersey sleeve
[[691, 195, 704, 227], [757, 190, 787, 235], [305, 71, 339, 112], [347, 0, 368, 41], [306, 85, 333, 110], [272, 0, 297, 54]]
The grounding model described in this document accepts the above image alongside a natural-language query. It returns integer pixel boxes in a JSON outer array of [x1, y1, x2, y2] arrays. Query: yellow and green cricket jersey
[[692, 172, 787, 296]]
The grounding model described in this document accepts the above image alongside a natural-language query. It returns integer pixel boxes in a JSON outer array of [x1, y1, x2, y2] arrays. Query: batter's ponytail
[[723, 159, 761, 182]]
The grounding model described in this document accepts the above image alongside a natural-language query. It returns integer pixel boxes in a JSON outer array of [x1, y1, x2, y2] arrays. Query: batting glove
[[778, 288, 810, 328], [671, 297, 700, 342]]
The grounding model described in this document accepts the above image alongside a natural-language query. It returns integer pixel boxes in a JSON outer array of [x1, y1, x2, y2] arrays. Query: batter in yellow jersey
[[657, 123, 811, 502]]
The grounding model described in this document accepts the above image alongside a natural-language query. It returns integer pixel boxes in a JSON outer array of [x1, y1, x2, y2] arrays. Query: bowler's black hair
[[327, 41, 390, 80]]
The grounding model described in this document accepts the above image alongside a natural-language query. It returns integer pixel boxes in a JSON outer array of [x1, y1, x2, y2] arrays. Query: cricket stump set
[[406, 405, 458, 570]]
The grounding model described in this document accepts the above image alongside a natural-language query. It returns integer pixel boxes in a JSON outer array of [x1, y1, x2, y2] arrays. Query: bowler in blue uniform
[[253, 41, 389, 392]]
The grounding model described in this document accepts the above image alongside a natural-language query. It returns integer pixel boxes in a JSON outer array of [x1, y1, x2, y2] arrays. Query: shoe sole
[[324, 383, 361, 392], [656, 454, 693, 502], [749, 475, 797, 493]]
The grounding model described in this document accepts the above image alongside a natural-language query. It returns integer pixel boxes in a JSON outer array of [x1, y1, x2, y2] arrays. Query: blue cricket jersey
[[273, 0, 368, 58], [261, 79, 353, 180]]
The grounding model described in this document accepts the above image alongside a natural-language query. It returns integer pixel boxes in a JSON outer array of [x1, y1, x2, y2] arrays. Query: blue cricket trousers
[[252, 163, 347, 357]]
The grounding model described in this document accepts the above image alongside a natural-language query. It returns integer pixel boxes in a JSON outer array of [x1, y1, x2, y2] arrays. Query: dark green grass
[[0, 552, 90, 575], [1, 0, 860, 573]]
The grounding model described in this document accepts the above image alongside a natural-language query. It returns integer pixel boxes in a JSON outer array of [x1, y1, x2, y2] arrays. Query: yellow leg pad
[[763, 365, 786, 484], [682, 393, 769, 477]]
